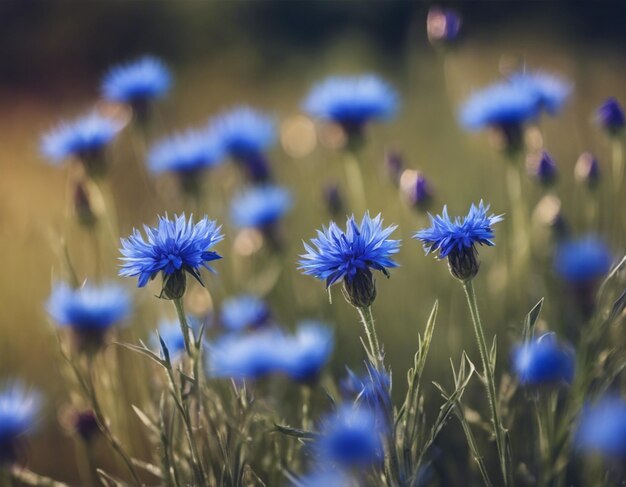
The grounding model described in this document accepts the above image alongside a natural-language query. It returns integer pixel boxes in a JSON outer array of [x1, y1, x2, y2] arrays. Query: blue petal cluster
[[209, 106, 275, 158], [41, 112, 122, 164], [102, 56, 171, 104], [554, 236, 612, 284], [230, 185, 292, 229], [147, 129, 222, 175], [576, 396, 626, 458], [596, 97, 625, 133], [220, 295, 271, 331], [512, 333, 575, 386], [414, 201, 503, 259], [46, 282, 131, 332], [509, 71, 572, 115], [299, 213, 400, 287], [119, 214, 224, 287], [342, 364, 392, 429], [0, 384, 41, 461], [315, 405, 383, 468], [280, 322, 334, 383], [303, 75, 397, 127]]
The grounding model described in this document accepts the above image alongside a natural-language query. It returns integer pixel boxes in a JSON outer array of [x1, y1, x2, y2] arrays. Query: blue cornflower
[[47, 282, 131, 352], [230, 185, 292, 229], [532, 150, 558, 186], [303, 75, 397, 134], [512, 333, 575, 386], [299, 213, 400, 307], [41, 112, 122, 174], [119, 214, 223, 298], [596, 97, 625, 134], [220, 294, 271, 331], [576, 396, 626, 458], [0, 384, 41, 463], [147, 128, 222, 176], [509, 71, 572, 115], [280, 322, 333, 383], [554, 236, 612, 284], [315, 405, 383, 468], [414, 201, 503, 281], [101, 56, 171, 106], [341, 364, 392, 430]]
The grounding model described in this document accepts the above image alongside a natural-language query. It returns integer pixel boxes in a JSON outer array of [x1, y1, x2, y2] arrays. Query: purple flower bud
[[400, 170, 432, 210], [323, 182, 344, 217], [531, 151, 558, 186], [596, 97, 625, 134], [427, 7, 462, 44], [575, 152, 600, 188]]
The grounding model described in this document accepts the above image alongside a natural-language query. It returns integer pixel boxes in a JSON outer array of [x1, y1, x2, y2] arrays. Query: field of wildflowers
[[2, 2, 626, 486]]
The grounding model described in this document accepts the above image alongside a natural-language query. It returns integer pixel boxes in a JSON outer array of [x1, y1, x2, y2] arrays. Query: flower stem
[[173, 298, 194, 357], [357, 305, 383, 370], [462, 279, 511, 487], [344, 151, 367, 213]]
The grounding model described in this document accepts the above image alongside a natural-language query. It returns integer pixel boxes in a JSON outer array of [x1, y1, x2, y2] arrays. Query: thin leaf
[[522, 298, 544, 341]]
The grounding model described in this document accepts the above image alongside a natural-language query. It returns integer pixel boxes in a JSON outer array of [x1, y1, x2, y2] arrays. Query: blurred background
[[2, 1, 626, 483]]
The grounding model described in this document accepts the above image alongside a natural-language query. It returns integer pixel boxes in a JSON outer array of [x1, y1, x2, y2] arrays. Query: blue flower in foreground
[[299, 213, 400, 307], [0, 385, 41, 463], [512, 333, 575, 386], [119, 214, 223, 298], [303, 75, 397, 132], [230, 185, 292, 229], [554, 236, 612, 284], [41, 112, 122, 168], [316, 405, 383, 468], [509, 71, 572, 115], [576, 396, 626, 458], [102, 56, 171, 105], [210, 106, 275, 159], [415, 201, 503, 281], [281, 322, 333, 383], [293, 470, 352, 487], [147, 129, 222, 176], [220, 295, 271, 331], [596, 97, 625, 134]]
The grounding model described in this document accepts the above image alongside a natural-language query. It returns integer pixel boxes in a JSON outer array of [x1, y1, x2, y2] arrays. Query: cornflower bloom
[[512, 333, 575, 387], [220, 294, 271, 332], [0, 385, 41, 464], [576, 396, 626, 459]]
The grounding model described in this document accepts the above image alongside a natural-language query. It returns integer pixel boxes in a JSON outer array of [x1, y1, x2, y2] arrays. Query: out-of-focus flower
[[47, 282, 131, 352], [512, 333, 575, 386], [509, 71, 572, 115], [101, 56, 171, 116], [554, 236, 612, 285], [0, 384, 41, 464], [230, 185, 292, 229], [596, 97, 625, 135], [415, 201, 502, 281], [220, 295, 271, 332], [41, 112, 122, 176], [293, 470, 353, 487], [576, 396, 626, 458], [575, 152, 601, 188], [299, 213, 400, 308], [529, 150, 558, 186], [427, 6, 462, 44], [322, 182, 345, 217], [315, 405, 383, 468], [342, 364, 392, 430], [280, 322, 333, 383], [303, 75, 397, 140], [119, 214, 223, 299], [385, 150, 405, 186], [400, 169, 433, 210]]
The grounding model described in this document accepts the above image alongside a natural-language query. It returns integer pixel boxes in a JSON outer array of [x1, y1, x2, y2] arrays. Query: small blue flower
[[554, 236, 612, 284], [596, 97, 625, 134], [299, 213, 400, 288], [512, 333, 575, 386], [119, 214, 223, 292], [576, 396, 626, 458], [210, 106, 275, 159], [0, 384, 41, 463], [41, 112, 122, 165], [220, 295, 271, 331], [147, 129, 222, 175], [230, 185, 292, 229], [303, 75, 397, 129], [280, 322, 333, 383], [102, 56, 171, 105], [47, 282, 131, 333], [316, 405, 383, 468], [532, 150, 558, 185], [293, 470, 352, 487], [509, 71, 572, 115]]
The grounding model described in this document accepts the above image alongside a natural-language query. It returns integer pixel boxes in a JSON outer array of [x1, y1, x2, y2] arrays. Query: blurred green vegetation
[[1, 1, 626, 483]]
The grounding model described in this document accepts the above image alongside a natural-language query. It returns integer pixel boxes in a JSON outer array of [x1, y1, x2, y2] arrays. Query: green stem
[[462, 279, 512, 487], [357, 306, 383, 370], [612, 136, 623, 194], [344, 151, 367, 213], [173, 298, 194, 357]]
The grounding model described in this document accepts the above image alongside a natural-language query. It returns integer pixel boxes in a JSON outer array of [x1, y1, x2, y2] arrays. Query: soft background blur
[[2, 1, 626, 483]]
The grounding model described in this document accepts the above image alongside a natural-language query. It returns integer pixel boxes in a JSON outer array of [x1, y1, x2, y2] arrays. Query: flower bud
[[323, 182, 344, 217], [427, 7, 462, 45], [596, 97, 625, 135], [448, 246, 480, 281], [400, 169, 432, 210], [575, 152, 600, 188], [162, 271, 187, 300], [529, 150, 558, 186], [342, 269, 377, 308]]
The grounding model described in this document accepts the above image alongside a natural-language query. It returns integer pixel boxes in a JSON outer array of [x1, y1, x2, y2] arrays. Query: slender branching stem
[[357, 305, 383, 370], [173, 298, 194, 358]]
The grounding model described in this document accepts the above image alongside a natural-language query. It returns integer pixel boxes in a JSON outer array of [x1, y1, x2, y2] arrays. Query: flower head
[[102, 56, 171, 106], [47, 282, 131, 351], [280, 322, 333, 383], [0, 384, 41, 463], [576, 396, 626, 458], [596, 97, 625, 134], [220, 294, 271, 331], [414, 201, 503, 281], [512, 333, 575, 387], [119, 214, 223, 298], [210, 106, 275, 159], [41, 112, 122, 174], [509, 71, 572, 115], [315, 405, 383, 468], [299, 213, 400, 307], [230, 185, 292, 229], [554, 236, 612, 284], [303, 75, 397, 132], [147, 129, 222, 176]]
